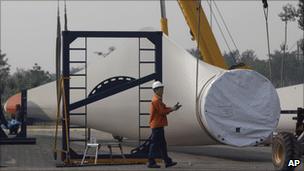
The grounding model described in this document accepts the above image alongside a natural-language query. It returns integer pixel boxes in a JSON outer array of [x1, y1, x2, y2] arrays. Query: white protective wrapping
[[23, 34, 281, 147], [199, 70, 281, 146]]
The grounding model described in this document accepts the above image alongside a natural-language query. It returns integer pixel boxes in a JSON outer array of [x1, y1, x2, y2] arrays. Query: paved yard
[[0, 127, 303, 171]]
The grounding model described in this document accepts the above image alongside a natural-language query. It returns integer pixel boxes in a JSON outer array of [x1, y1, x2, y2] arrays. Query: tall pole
[[160, 0, 166, 19], [56, 0, 61, 100], [281, 21, 288, 87], [160, 0, 168, 35], [302, 30, 304, 108], [64, 0, 68, 31], [0, 0, 2, 100], [0, 0, 1, 52], [262, 0, 272, 81]]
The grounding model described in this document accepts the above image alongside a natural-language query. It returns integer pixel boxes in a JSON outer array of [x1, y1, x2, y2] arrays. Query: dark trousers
[[148, 127, 172, 164]]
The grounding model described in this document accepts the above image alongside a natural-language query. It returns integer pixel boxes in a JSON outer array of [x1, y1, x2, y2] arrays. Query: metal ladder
[[67, 38, 89, 145], [138, 38, 156, 143]]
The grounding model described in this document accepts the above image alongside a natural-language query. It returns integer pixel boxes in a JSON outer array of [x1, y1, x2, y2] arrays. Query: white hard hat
[[152, 81, 164, 89]]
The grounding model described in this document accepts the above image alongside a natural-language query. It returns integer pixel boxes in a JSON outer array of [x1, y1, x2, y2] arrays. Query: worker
[[147, 81, 182, 168]]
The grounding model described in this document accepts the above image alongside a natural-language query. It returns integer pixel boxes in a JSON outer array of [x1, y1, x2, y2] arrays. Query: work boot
[[165, 161, 177, 168], [147, 163, 161, 168]]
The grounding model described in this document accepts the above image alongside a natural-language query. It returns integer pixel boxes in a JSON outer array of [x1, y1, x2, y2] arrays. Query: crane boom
[[177, 1, 228, 69]]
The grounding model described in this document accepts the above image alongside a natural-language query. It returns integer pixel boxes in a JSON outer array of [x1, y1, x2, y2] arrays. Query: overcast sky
[[0, 0, 302, 73]]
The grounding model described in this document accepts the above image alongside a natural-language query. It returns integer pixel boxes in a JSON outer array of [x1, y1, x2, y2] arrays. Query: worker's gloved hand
[[172, 102, 182, 111]]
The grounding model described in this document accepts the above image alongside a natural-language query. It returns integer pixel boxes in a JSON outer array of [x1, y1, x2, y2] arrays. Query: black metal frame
[[281, 108, 304, 137], [281, 108, 304, 148], [0, 90, 36, 145], [61, 31, 163, 162]]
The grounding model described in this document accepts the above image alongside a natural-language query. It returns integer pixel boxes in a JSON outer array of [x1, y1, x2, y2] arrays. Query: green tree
[[187, 47, 302, 88], [298, 0, 304, 30], [297, 0, 304, 52], [278, 3, 298, 86], [0, 51, 10, 98], [239, 50, 257, 64], [2, 63, 54, 102], [239, 50, 269, 79], [269, 49, 303, 88], [3, 68, 30, 100], [29, 63, 53, 87], [223, 50, 239, 67]]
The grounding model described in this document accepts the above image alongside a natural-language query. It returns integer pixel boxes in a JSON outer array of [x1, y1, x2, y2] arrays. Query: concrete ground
[[0, 126, 303, 171]]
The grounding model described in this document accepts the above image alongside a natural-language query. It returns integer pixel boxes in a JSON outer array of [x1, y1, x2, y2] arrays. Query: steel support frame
[[61, 31, 163, 161], [281, 108, 304, 136], [281, 108, 304, 144], [18, 90, 27, 137]]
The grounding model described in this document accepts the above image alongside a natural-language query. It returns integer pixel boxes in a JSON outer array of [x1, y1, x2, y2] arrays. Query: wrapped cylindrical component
[[4, 35, 281, 147]]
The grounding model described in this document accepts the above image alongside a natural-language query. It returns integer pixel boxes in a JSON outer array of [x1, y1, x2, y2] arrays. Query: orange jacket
[[149, 95, 173, 128]]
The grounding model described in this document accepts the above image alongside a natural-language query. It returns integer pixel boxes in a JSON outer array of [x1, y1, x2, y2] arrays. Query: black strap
[[0, 105, 8, 128], [262, 0, 268, 9]]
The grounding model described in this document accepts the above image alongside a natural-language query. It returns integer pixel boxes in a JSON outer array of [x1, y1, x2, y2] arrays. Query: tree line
[[0, 51, 85, 103], [223, 49, 304, 88], [189, 1, 304, 88], [0, 52, 54, 102]]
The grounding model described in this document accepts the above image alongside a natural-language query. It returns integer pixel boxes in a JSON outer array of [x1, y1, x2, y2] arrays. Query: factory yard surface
[[0, 126, 303, 171]]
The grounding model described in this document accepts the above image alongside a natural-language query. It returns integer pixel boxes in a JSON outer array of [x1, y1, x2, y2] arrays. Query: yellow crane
[[160, 0, 228, 69], [177, 1, 229, 69]]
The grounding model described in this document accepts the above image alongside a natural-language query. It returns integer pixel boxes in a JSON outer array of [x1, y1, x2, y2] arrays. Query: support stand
[[57, 31, 162, 166]]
